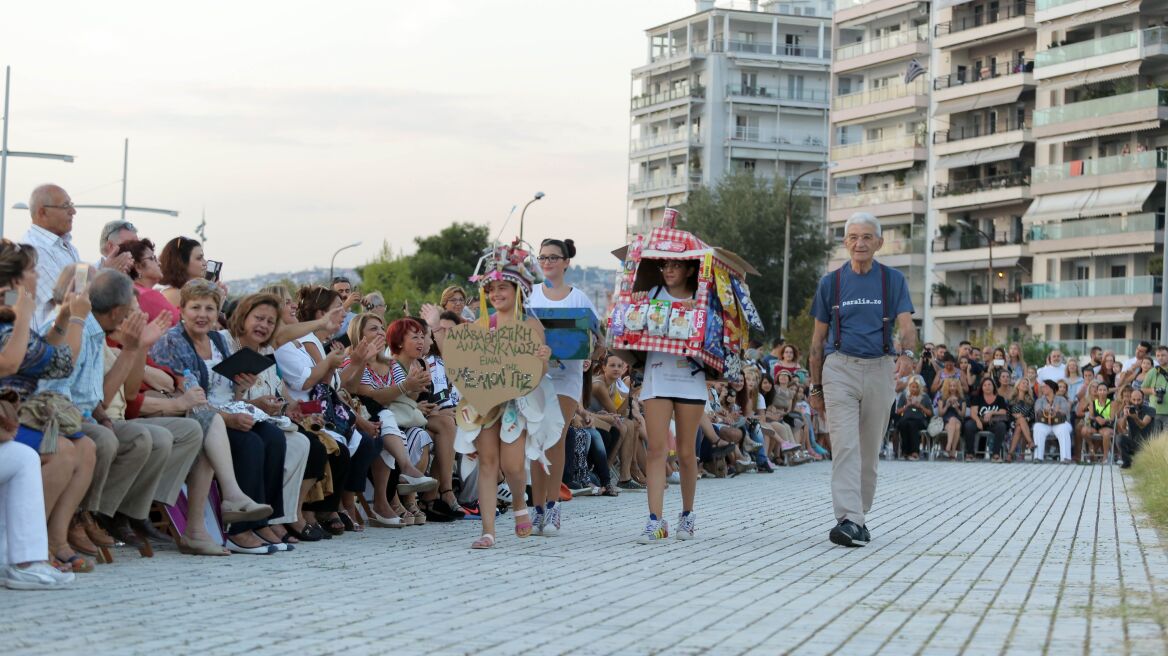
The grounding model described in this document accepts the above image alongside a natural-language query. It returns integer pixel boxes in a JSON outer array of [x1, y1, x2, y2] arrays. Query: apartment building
[[828, 0, 932, 314], [628, 0, 833, 236]]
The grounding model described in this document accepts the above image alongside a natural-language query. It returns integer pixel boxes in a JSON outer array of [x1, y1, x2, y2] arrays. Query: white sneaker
[[667, 471, 681, 485], [496, 482, 513, 504], [4, 562, 75, 590]]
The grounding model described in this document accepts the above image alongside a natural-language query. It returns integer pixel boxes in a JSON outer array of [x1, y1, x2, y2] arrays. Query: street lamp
[[329, 241, 362, 281], [956, 219, 993, 340], [1, 66, 76, 235], [518, 191, 545, 241], [781, 163, 831, 333]]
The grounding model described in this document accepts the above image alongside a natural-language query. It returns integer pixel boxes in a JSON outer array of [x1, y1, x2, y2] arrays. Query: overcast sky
[[1, 0, 699, 277]]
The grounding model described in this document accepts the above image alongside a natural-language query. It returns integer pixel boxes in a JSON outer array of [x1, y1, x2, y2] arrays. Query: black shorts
[[644, 396, 705, 406]]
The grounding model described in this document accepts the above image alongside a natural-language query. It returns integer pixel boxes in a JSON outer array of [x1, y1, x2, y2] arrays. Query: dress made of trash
[[453, 373, 565, 473]]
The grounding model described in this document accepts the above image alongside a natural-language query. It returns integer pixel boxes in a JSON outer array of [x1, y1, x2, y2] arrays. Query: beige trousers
[[822, 352, 895, 526], [81, 421, 154, 518], [134, 417, 204, 507]]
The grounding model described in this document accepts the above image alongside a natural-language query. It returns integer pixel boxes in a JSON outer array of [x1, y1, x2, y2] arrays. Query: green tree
[[410, 222, 490, 293], [357, 244, 427, 320], [680, 172, 830, 341]]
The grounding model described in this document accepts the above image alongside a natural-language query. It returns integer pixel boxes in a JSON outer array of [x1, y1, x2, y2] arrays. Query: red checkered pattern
[[646, 227, 707, 253], [607, 334, 725, 373]]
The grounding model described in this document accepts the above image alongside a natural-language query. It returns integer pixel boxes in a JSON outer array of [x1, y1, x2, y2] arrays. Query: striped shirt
[[20, 225, 81, 326]]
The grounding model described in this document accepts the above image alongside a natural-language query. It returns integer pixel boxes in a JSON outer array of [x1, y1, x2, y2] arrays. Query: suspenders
[[830, 263, 892, 355]]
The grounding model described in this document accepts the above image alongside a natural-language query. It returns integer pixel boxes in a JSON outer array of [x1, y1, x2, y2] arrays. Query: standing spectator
[[1087, 346, 1104, 374], [1117, 388, 1157, 468], [157, 237, 208, 308], [964, 377, 1010, 461], [116, 238, 179, 326], [1122, 341, 1152, 373], [1142, 345, 1168, 434], [1064, 359, 1085, 401], [19, 185, 81, 325], [330, 276, 358, 339], [96, 220, 136, 273], [809, 212, 916, 548], [918, 343, 937, 392], [1007, 378, 1035, 461], [1006, 342, 1026, 381], [894, 375, 931, 460], [1036, 350, 1068, 384], [1033, 380, 1072, 462]]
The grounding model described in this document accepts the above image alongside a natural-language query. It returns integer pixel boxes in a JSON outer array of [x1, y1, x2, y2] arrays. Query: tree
[[409, 222, 490, 293], [356, 244, 427, 321], [680, 172, 831, 341]]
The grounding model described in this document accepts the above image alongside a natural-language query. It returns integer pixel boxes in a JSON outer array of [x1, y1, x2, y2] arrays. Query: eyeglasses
[[536, 255, 564, 263], [843, 234, 878, 244], [448, 297, 466, 305], [43, 202, 76, 210]]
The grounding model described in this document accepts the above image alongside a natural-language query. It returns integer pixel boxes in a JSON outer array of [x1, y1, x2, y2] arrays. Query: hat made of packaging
[[470, 239, 542, 296]]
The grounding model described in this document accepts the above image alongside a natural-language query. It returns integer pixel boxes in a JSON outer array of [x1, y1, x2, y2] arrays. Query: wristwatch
[[900, 350, 915, 360]]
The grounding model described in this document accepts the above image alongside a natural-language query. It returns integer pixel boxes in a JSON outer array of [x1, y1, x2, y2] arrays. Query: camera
[[1156, 387, 1166, 404], [922, 349, 932, 360]]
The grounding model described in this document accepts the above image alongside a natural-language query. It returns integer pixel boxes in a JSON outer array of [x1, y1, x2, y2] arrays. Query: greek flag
[[904, 58, 926, 84]]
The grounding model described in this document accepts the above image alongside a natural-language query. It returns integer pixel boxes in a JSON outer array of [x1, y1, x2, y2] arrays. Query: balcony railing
[[939, 289, 1024, 306], [725, 85, 829, 102], [649, 41, 710, 62], [1035, 27, 1168, 68], [832, 133, 926, 160], [932, 171, 1028, 197], [830, 185, 923, 209], [630, 86, 705, 110], [933, 60, 1033, 90], [835, 24, 928, 61], [630, 131, 700, 153], [935, 1, 1031, 37], [933, 229, 1026, 252], [1031, 149, 1168, 184], [731, 127, 826, 147], [629, 173, 703, 194], [1029, 212, 1163, 241], [715, 40, 824, 58], [1034, 89, 1168, 128], [933, 118, 1029, 143], [833, 78, 928, 111], [1022, 275, 1161, 300]]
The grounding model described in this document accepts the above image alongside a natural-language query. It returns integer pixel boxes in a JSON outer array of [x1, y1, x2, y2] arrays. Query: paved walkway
[[3, 461, 1167, 655]]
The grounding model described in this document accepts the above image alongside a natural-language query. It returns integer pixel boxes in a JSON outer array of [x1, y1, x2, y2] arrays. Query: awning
[[1090, 182, 1157, 217], [1048, 119, 1162, 145], [935, 87, 1023, 116], [1022, 188, 1096, 222], [934, 0, 974, 8], [936, 143, 1024, 170], [1040, 63, 1139, 91], [1044, 243, 1156, 259], [1023, 183, 1155, 222], [1026, 308, 1136, 324], [1045, 1, 1140, 34], [836, 159, 918, 177], [933, 255, 1021, 272]]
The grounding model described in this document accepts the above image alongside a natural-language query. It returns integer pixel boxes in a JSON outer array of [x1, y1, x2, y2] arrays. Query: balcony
[[832, 133, 926, 160], [629, 172, 703, 196], [629, 131, 701, 156], [1022, 275, 1161, 300], [828, 185, 925, 221], [630, 86, 705, 113], [831, 236, 925, 266], [930, 288, 1024, 319], [933, 61, 1035, 115], [731, 126, 826, 149], [1036, 0, 1144, 22], [834, 24, 929, 73], [722, 41, 824, 60], [636, 42, 710, 73], [1034, 28, 1168, 80], [1033, 89, 1168, 141], [724, 85, 828, 105], [933, 60, 1034, 91], [831, 133, 927, 175], [832, 78, 929, 125], [1031, 150, 1167, 186], [836, 0, 928, 27], [935, 2, 1034, 49], [1027, 212, 1163, 254], [931, 171, 1030, 210]]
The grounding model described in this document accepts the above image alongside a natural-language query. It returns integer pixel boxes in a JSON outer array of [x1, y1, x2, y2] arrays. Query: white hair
[[844, 212, 882, 237]]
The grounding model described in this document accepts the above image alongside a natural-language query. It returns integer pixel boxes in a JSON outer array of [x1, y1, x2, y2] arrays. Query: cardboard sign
[[442, 321, 544, 413]]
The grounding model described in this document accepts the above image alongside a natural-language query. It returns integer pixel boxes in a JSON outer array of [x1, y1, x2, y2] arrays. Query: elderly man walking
[[809, 212, 917, 547]]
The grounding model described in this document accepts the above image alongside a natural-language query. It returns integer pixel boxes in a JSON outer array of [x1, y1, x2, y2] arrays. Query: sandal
[[471, 533, 495, 549], [439, 488, 465, 515], [54, 551, 95, 573], [178, 535, 230, 556], [409, 508, 426, 526], [338, 511, 364, 533], [285, 522, 324, 542], [513, 508, 533, 538], [321, 516, 345, 536]]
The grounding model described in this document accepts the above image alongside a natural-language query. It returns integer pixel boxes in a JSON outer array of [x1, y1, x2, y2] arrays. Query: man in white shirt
[[19, 184, 81, 325], [1122, 341, 1152, 373], [1036, 349, 1068, 383], [96, 220, 137, 273]]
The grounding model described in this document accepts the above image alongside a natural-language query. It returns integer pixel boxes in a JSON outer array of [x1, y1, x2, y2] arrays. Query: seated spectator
[[771, 344, 801, 381], [1064, 359, 1084, 401], [440, 285, 476, 323], [360, 291, 387, 319], [758, 373, 797, 464], [931, 353, 963, 395], [591, 353, 640, 490], [158, 237, 210, 308], [1081, 382, 1115, 463], [936, 377, 966, 459], [1, 396, 75, 589], [420, 319, 460, 517], [1033, 379, 1072, 462], [963, 376, 1009, 462], [116, 238, 179, 326], [1007, 378, 1034, 462], [150, 279, 285, 554], [894, 375, 932, 461], [1117, 388, 1156, 469]]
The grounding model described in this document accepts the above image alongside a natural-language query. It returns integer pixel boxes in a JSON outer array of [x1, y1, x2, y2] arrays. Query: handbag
[[310, 381, 356, 437], [389, 394, 429, 429], [926, 415, 944, 438], [19, 391, 84, 455]]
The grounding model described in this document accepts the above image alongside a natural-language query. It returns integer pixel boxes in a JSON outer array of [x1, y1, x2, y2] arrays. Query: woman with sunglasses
[[636, 258, 703, 543], [525, 237, 600, 536]]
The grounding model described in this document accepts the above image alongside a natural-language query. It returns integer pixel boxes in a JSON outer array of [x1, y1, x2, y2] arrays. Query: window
[[1110, 265, 1126, 278], [866, 127, 884, 141], [788, 75, 805, 99], [741, 159, 757, 172]]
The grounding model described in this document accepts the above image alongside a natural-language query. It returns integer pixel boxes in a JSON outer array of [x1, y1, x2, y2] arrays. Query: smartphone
[[2, 290, 18, 306], [205, 260, 223, 283], [993, 358, 1006, 367], [73, 264, 90, 294], [298, 400, 323, 414]]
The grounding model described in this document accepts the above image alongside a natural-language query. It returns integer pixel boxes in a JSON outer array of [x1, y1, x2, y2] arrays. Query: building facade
[[628, 0, 833, 237]]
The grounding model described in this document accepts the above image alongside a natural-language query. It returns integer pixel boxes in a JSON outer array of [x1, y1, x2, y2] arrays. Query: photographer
[[918, 343, 936, 392], [1117, 388, 1157, 469], [1141, 345, 1168, 434]]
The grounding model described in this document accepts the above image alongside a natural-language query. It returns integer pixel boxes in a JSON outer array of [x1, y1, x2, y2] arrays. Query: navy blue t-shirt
[[811, 261, 913, 359]]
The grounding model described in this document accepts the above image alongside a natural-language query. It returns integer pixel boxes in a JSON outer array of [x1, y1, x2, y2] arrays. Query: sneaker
[[618, 479, 646, 491], [496, 483, 513, 505], [676, 512, 696, 540], [542, 503, 561, 537], [4, 562, 75, 590], [532, 507, 545, 536], [829, 519, 868, 547], [636, 516, 670, 544], [667, 471, 681, 485], [861, 524, 871, 544]]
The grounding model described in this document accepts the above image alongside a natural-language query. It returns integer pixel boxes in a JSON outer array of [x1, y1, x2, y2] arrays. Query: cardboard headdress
[[470, 239, 542, 296]]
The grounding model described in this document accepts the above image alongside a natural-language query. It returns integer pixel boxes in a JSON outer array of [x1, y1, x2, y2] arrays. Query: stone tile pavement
[[3, 461, 1167, 655]]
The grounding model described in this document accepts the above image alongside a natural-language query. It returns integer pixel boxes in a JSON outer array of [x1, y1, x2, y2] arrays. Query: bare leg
[[531, 396, 575, 511], [673, 404, 702, 513], [427, 412, 457, 506], [371, 457, 393, 517], [383, 436, 426, 479], [499, 434, 529, 524], [475, 425, 501, 539], [200, 416, 249, 503], [183, 455, 214, 541], [642, 399, 674, 518], [47, 438, 96, 557]]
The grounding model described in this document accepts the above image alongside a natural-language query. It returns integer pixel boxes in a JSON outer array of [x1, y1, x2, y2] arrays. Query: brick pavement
[[3, 461, 1166, 655]]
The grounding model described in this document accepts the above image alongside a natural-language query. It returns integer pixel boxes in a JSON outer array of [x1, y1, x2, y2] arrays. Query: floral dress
[[1, 322, 76, 450]]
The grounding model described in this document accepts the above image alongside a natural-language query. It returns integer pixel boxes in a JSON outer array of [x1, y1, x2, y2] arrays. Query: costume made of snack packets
[[607, 209, 763, 382], [452, 240, 566, 471]]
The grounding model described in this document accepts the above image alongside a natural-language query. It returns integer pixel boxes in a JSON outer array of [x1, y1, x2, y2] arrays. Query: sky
[[1, 0, 699, 278]]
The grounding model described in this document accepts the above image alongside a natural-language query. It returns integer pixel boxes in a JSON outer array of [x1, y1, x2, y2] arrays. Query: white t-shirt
[[640, 287, 707, 401], [1036, 363, 1067, 385], [527, 284, 598, 401], [275, 333, 328, 403]]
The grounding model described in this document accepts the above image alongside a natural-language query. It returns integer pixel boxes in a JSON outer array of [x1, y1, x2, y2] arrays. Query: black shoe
[[861, 524, 871, 544], [829, 520, 868, 547]]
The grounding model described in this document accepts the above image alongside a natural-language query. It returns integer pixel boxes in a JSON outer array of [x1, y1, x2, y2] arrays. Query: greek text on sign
[[441, 321, 545, 413]]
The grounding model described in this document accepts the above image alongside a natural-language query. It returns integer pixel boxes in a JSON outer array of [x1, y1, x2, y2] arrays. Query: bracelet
[[809, 387, 824, 398], [52, 323, 66, 336], [68, 317, 86, 327]]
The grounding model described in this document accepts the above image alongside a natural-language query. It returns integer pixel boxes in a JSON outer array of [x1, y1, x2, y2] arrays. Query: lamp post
[[518, 191, 545, 241], [329, 241, 362, 281], [781, 164, 830, 333], [957, 219, 993, 340], [0, 65, 76, 235]]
